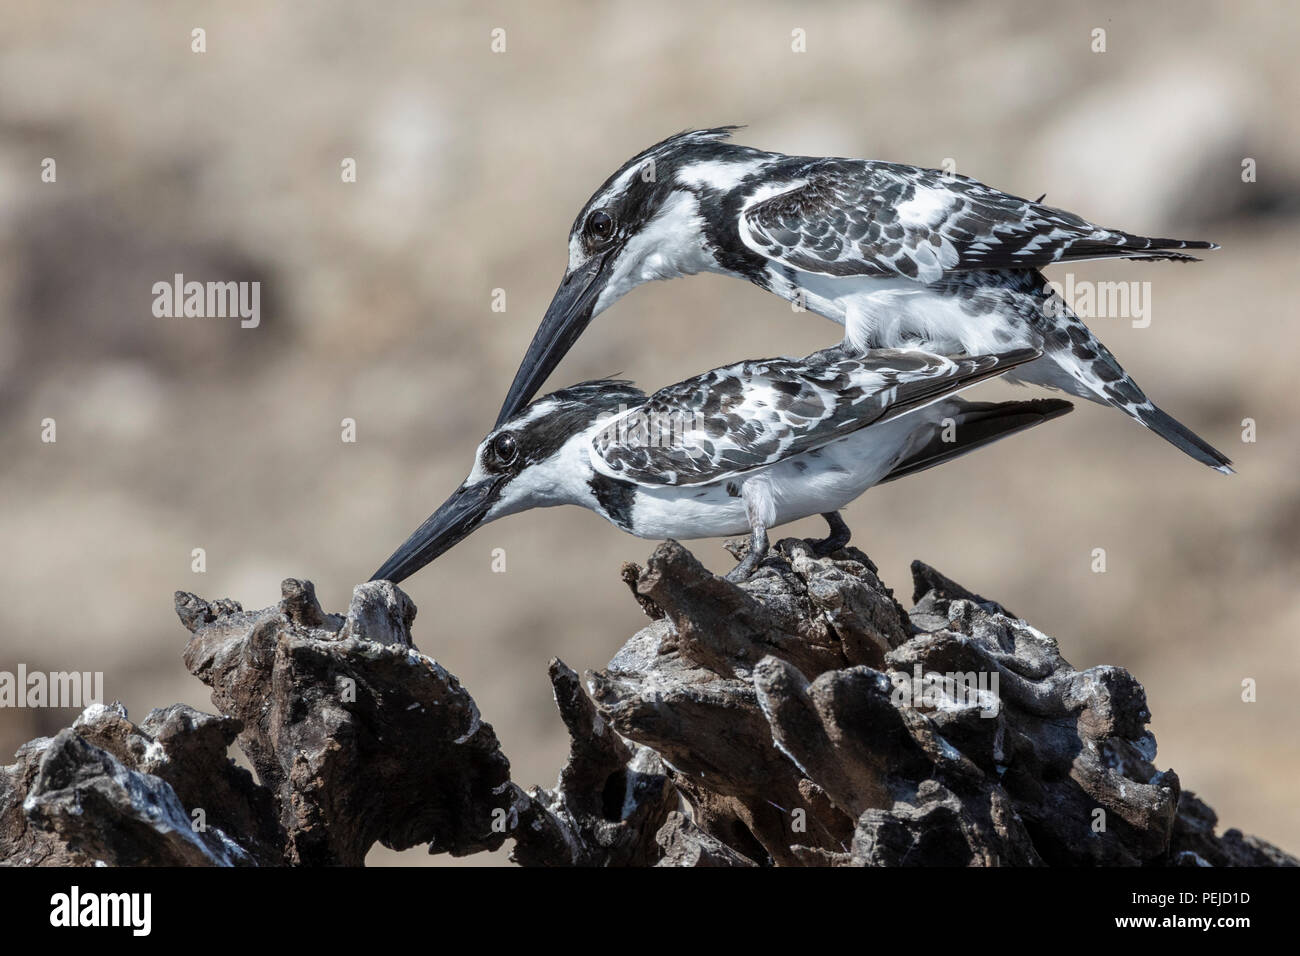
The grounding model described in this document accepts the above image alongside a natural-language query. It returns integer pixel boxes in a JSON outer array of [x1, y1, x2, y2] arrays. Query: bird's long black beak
[[495, 253, 612, 427], [370, 478, 502, 584]]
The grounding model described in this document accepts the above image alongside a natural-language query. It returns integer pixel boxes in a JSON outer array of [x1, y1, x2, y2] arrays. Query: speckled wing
[[589, 347, 1040, 486], [739, 160, 1214, 283]]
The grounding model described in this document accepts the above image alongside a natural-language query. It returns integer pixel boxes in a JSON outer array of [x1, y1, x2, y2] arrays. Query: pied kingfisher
[[495, 127, 1230, 473], [372, 346, 1070, 584]]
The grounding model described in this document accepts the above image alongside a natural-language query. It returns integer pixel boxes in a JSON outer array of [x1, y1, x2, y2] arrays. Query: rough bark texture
[[1, 540, 1294, 867]]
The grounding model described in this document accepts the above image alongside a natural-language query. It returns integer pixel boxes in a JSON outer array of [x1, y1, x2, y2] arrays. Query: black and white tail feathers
[[1130, 403, 1234, 474], [1035, 315, 1235, 475], [1042, 335, 1235, 475], [881, 398, 1073, 483], [940, 269, 1234, 474], [1060, 233, 1218, 266]]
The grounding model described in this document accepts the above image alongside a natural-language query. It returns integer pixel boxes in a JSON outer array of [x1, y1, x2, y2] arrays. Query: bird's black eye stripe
[[584, 209, 614, 243], [489, 432, 518, 468]]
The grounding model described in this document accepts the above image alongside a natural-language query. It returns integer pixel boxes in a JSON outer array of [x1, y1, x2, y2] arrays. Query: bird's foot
[[725, 526, 770, 583], [810, 511, 852, 558], [724, 553, 762, 583]]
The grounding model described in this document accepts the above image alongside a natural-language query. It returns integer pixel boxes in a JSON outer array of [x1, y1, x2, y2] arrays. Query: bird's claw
[[725, 525, 770, 583], [810, 511, 852, 557], [725, 554, 762, 583]]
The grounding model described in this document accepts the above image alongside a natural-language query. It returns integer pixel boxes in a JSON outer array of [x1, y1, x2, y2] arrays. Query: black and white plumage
[[738, 159, 1209, 279], [495, 127, 1231, 473], [372, 346, 1072, 585], [592, 348, 1017, 484]]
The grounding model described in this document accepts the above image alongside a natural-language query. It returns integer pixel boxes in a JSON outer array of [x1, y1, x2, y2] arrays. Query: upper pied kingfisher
[[495, 127, 1229, 473]]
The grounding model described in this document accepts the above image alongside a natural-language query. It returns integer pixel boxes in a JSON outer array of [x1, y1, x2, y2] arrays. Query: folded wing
[[590, 347, 1041, 486], [740, 160, 1215, 283]]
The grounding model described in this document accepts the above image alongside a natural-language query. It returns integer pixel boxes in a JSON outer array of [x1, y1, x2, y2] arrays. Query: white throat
[[594, 191, 715, 314]]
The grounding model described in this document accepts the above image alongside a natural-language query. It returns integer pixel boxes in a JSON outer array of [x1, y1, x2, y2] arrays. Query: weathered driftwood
[[1, 539, 1294, 867]]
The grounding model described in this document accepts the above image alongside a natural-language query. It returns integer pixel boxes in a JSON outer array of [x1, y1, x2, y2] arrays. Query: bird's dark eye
[[584, 209, 614, 243], [489, 432, 518, 468]]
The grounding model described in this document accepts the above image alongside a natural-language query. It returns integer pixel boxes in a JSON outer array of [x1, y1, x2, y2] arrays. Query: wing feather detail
[[739, 160, 1215, 283], [589, 347, 1040, 486]]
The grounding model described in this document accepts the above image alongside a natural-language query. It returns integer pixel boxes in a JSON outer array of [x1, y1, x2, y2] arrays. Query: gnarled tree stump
[[2, 540, 1293, 867]]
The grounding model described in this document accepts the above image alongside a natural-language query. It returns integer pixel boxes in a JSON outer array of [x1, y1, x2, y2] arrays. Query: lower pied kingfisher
[[494, 127, 1230, 473], [372, 345, 1071, 584]]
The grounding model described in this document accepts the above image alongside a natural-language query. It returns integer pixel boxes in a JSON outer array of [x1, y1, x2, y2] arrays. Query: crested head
[[573, 126, 745, 235], [561, 126, 769, 310], [476, 378, 646, 515], [371, 379, 648, 584], [493, 126, 765, 426]]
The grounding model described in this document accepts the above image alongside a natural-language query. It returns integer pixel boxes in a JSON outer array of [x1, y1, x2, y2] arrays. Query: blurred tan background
[[1, 0, 1297, 864]]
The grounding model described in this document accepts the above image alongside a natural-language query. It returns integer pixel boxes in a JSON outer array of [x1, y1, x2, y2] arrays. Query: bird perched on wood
[[495, 127, 1229, 472], [372, 345, 1071, 584]]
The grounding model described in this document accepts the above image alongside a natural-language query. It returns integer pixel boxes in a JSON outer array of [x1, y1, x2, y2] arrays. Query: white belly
[[625, 413, 918, 539], [766, 267, 1034, 357]]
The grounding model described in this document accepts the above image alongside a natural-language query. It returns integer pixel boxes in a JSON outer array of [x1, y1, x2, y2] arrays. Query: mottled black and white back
[[502, 345, 1057, 542]]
